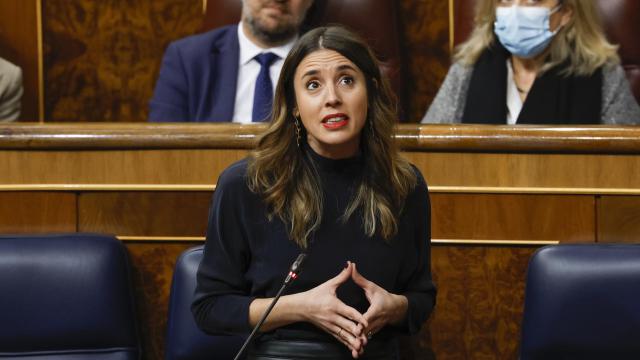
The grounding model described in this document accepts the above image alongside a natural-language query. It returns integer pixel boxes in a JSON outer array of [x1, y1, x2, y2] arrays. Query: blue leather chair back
[[520, 244, 640, 360], [165, 246, 245, 360], [0, 233, 140, 359]]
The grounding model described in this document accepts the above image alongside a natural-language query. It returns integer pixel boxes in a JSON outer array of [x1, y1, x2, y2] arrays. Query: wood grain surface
[[126, 241, 200, 360], [431, 194, 595, 242], [78, 192, 211, 236], [0, 148, 248, 184], [428, 245, 538, 360], [597, 196, 640, 243], [399, 0, 451, 122], [42, 0, 202, 122], [3, 124, 640, 154], [0, 192, 76, 232]]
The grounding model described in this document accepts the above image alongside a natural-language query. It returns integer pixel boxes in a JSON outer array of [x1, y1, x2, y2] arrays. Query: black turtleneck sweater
[[192, 147, 436, 342]]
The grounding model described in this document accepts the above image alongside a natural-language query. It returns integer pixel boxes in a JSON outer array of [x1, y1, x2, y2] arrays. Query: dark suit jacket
[[149, 25, 239, 122]]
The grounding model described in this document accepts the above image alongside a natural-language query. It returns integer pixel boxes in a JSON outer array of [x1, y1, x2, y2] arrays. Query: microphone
[[233, 253, 307, 360], [284, 253, 307, 285]]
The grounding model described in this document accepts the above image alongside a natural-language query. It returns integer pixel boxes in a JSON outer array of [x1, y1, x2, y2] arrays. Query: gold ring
[[338, 328, 343, 338]]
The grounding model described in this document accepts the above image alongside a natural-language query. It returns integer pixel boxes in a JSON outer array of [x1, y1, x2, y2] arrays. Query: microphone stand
[[233, 253, 307, 360]]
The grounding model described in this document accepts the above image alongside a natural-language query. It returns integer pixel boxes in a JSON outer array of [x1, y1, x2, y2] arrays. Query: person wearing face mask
[[422, 0, 640, 125], [149, 0, 313, 122]]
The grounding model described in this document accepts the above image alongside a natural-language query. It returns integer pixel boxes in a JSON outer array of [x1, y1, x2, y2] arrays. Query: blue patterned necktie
[[252, 52, 279, 122]]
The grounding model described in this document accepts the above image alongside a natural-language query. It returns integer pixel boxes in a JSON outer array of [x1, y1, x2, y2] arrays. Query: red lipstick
[[321, 113, 349, 129]]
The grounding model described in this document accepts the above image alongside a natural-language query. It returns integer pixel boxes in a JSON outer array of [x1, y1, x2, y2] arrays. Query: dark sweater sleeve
[[397, 169, 437, 335], [191, 162, 255, 334]]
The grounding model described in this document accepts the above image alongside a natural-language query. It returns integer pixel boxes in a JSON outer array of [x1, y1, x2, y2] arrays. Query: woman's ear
[[559, 4, 573, 28], [293, 107, 300, 118]]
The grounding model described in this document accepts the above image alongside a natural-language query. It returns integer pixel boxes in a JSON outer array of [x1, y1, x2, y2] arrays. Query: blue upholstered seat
[[165, 246, 245, 360], [0, 233, 140, 359], [520, 244, 640, 360]]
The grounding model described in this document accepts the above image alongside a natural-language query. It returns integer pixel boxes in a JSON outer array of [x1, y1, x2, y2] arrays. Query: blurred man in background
[[149, 0, 313, 122]]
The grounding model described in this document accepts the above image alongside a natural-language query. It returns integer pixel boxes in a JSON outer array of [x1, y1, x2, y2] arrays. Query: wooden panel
[[405, 152, 640, 189], [43, 0, 202, 122], [3, 149, 639, 189], [453, 0, 477, 47], [400, 0, 451, 122], [597, 196, 640, 243], [0, 149, 247, 184], [0, 0, 41, 121], [78, 192, 211, 236], [125, 241, 199, 360], [426, 245, 538, 360], [0, 192, 76, 232], [431, 194, 596, 242], [3, 124, 640, 189]]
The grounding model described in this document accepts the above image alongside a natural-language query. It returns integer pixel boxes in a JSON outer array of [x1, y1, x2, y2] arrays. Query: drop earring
[[294, 116, 302, 148]]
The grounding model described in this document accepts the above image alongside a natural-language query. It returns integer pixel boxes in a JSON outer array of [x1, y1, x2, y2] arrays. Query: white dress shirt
[[0, 57, 23, 122], [232, 22, 297, 123], [506, 59, 523, 125]]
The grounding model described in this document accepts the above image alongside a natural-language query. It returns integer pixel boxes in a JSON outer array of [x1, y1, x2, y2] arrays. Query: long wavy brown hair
[[247, 26, 417, 248]]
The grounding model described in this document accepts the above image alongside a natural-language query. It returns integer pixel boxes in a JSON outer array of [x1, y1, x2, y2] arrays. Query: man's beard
[[246, 15, 299, 45]]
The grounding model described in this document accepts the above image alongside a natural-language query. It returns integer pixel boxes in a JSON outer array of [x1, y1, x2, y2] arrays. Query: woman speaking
[[192, 26, 436, 359]]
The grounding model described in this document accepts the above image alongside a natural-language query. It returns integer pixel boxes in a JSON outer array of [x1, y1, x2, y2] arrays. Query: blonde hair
[[247, 26, 417, 248], [455, 0, 619, 76]]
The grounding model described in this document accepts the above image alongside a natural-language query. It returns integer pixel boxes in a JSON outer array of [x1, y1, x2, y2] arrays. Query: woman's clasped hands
[[294, 261, 408, 359]]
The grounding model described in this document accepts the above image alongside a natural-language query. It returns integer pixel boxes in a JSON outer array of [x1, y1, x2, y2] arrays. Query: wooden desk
[[2, 123, 640, 359]]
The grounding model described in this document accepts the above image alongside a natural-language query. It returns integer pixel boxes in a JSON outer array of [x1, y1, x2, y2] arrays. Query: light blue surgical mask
[[494, 5, 562, 58]]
